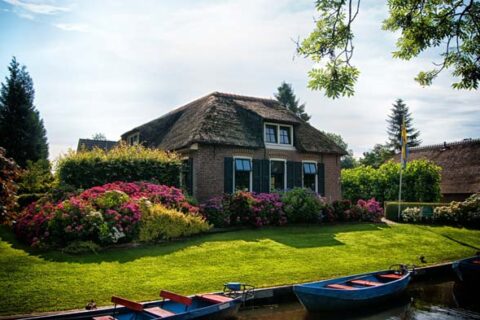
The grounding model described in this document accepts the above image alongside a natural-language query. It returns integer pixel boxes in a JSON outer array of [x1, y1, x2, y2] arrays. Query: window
[[234, 158, 252, 191], [270, 160, 286, 191], [279, 126, 291, 144], [303, 162, 317, 192], [264, 123, 293, 147], [265, 125, 277, 143], [128, 133, 139, 145]]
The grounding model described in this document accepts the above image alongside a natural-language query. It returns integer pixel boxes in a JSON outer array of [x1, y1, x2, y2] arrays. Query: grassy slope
[[1, 223, 479, 315]]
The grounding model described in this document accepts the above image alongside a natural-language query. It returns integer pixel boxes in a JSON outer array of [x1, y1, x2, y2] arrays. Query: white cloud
[[54, 23, 88, 32], [2, 0, 69, 15]]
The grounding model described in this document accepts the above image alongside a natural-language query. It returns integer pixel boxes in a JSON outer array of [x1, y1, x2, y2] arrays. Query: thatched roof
[[77, 139, 118, 152], [393, 139, 480, 194], [121, 92, 346, 155]]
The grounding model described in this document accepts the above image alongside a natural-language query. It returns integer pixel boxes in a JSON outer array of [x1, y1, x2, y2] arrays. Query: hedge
[[341, 159, 442, 204], [384, 201, 449, 221], [56, 143, 182, 189]]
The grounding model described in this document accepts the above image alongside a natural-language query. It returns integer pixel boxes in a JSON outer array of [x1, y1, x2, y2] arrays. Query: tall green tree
[[386, 99, 421, 152], [0, 57, 48, 167], [359, 143, 393, 168], [298, 0, 480, 98], [324, 132, 358, 169], [274, 82, 311, 122], [91, 133, 107, 141]]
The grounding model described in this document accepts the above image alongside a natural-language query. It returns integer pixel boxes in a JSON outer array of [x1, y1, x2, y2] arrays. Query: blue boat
[[293, 267, 411, 312], [22, 287, 246, 320], [452, 255, 480, 284]]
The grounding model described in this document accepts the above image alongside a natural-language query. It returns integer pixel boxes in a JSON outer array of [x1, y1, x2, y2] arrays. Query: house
[[120, 92, 346, 202], [393, 138, 480, 202], [77, 138, 118, 152]]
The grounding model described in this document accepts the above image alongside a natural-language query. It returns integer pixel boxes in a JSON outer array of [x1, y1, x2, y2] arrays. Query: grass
[[1, 223, 479, 316]]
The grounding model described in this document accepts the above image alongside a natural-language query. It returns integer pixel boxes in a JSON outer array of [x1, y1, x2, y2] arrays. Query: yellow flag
[[401, 117, 407, 167]]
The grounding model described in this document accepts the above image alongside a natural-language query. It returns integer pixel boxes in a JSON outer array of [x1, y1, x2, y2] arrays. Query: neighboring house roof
[[77, 139, 118, 152], [393, 138, 480, 195], [121, 92, 346, 155]]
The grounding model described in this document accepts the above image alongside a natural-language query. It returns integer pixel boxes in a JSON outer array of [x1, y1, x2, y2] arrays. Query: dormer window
[[264, 123, 293, 147]]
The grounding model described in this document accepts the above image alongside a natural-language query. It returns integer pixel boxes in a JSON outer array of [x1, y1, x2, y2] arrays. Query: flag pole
[[398, 157, 403, 221]]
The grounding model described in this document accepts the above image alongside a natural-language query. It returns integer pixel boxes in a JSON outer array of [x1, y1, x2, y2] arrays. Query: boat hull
[[293, 270, 411, 312], [453, 256, 480, 285]]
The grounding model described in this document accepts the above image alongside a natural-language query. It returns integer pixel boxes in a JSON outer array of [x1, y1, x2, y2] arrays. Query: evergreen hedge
[[341, 159, 441, 204], [384, 201, 448, 221], [56, 143, 181, 189]]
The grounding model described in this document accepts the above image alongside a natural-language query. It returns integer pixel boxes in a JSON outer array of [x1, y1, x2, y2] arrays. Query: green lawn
[[1, 223, 479, 316]]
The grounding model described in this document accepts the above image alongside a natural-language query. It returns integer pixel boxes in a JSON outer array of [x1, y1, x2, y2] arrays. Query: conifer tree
[[386, 99, 421, 152], [0, 57, 48, 167], [274, 82, 311, 122]]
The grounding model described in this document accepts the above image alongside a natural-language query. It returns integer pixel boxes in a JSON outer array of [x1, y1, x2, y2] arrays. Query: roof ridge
[[212, 91, 279, 104], [409, 138, 480, 151]]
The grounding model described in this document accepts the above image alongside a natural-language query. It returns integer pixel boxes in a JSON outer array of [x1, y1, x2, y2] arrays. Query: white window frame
[[233, 156, 253, 192], [264, 122, 295, 150], [302, 160, 318, 193], [128, 132, 140, 145], [269, 158, 287, 192]]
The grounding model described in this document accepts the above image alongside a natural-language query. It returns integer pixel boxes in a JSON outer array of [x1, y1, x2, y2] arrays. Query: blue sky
[[1, 0, 479, 160]]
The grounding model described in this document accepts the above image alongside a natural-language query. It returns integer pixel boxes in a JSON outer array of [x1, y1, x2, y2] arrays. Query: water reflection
[[237, 280, 480, 320]]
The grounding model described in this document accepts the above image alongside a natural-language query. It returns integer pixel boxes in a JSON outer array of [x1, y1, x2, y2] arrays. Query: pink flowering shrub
[[356, 198, 384, 222], [14, 182, 200, 247], [200, 191, 286, 228]]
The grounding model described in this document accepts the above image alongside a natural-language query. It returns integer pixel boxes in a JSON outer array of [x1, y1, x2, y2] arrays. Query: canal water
[[237, 280, 480, 319]]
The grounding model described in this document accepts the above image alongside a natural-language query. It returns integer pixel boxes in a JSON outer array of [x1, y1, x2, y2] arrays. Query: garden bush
[[0, 147, 21, 225], [341, 159, 441, 204], [401, 207, 423, 223], [200, 195, 230, 228], [385, 202, 448, 221], [356, 198, 384, 222], [14, 181, 201, 247], [138, 204, 210, 241], [282, 188, 325, 223], [433, 193, 480, 228], [56, 143, 181, 189], [17, 159, 54, 195]]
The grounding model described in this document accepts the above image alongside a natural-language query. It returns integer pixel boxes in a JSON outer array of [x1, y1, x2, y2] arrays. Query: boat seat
[[349, 280, 383, 287], [326, 284, 356, 290], [472, 260, 480, 264], [378, 274, 403, 280], [145, 307, 176, 318], [111, 296, 144, 312], [198, 294, 233, 304], [92, 316, 116, 320]]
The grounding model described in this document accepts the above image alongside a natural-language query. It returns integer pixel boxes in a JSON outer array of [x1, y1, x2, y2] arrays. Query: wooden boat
[[452, 255, 480, 284], [22, 289, 243, 320], [293, 267, 411, 312]]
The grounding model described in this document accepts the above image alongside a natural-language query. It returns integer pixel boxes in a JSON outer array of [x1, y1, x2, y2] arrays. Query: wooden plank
[[326, 284, 356, 290], [160, 290, 193, 306], [111, 296, 144, 312]]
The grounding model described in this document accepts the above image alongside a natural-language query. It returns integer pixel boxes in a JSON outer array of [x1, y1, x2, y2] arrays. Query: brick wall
[[182, 144, 342, 202]]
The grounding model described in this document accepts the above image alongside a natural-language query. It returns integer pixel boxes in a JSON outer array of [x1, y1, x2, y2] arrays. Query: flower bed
[[14, 182, 203, 248], [200, 189, 384, 228]]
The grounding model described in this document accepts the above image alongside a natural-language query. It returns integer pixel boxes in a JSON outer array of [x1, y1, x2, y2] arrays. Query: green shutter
[[224, 157, 233, 193], [261, 159, 270, 193], [252, 159, 262, 192], [318, 162, 325, 196], [186, 158, 193, 195], [287, 161, 295, 190], [294, 162, 303, 188]]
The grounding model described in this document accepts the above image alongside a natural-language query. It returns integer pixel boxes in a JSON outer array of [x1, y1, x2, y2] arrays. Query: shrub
[[401, 207, 423, 223], [56, 143, 181, 189], [282, 188, 324, 223], [341, 160, 442, 204], [433, 193, 480, 228], [17, 159, 54, 195], [14, 182, 200, 247], [228, 191, 256, 226], [200, 195, 230, 228], [331, 200, 352, 222], [251, 193, 286, 227], [139, 204, 210, 241], [357, 198, 384, 222], [0, 147, 21, 224]]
